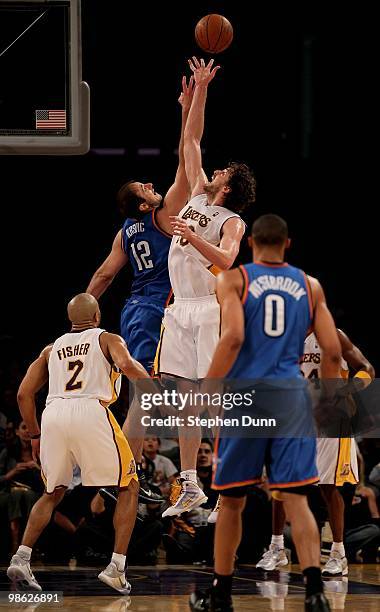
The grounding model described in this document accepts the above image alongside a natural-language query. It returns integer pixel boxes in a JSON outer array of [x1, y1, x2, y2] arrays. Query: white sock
[[17, 545, 32, 561], [180, 470, 197, 484], [271, 535, 284, 549], [331, 541, 345, 557], [111, 552, 126, 572]]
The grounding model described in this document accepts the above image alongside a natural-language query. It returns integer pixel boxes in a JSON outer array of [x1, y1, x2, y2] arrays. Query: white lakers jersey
[[169, 194, 242, 298], [301, 332, 348, 378], [47, 328, 121, 405]]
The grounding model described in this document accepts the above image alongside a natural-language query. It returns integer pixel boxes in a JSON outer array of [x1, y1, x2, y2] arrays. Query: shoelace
[[213, 497, 221, 512], [325, 557, 341, 569], [262, 549, 276, 560]]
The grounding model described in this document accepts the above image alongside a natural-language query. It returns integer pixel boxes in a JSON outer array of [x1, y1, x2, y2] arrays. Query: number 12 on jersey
[[130, 241, 154, 271]]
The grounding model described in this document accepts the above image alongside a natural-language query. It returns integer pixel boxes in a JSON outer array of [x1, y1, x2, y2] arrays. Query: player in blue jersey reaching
[[190, 215, 341, 612], [86, 76, 196, 502]]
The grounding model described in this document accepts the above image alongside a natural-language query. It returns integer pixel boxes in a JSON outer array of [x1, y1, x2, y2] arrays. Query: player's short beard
[[204, 182, 217, 195]]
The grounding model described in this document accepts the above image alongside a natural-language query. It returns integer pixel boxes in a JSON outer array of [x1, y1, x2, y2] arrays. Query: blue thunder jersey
[[229, 262, 313, 379], [121, 208, 172, 305]]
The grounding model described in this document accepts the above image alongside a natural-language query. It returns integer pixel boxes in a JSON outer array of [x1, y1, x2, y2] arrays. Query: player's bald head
[[67, 293, 100, 325]]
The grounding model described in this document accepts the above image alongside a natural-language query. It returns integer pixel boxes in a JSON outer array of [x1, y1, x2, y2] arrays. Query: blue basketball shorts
[[120, 297, 165, 374]]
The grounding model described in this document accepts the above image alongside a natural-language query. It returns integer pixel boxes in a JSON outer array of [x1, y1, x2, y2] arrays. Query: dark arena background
[[0, 2, 379, 610]]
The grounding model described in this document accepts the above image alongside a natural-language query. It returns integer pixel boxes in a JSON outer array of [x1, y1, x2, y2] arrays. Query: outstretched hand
[[178, 75, 195, 112], [188, 57, 220, 86], [169, 216, 195, 242]]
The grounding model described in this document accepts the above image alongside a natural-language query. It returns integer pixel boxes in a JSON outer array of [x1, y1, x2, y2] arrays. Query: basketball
[[195, 14, 233, 54]]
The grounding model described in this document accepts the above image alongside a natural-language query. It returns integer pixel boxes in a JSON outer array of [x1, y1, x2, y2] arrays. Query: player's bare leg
[[320, 484, 348, 576], [178, 387, 201, 470], [282, 492, 320, 568], [214, 495, 246, 575], [113, 480, 139, 554], [282, 492, 330, 610], [162, 379, 207, 517], [22, 488, 66, 548], [98, 478, 139, 595], [7, 488, 66, 590], [273, 496, 287, 534], [256, 496, 288, 570], [122, 394, 145, 463], [190, 494, 244, 612]]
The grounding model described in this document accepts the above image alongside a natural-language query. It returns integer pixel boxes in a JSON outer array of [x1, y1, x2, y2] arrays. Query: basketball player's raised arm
[[86, 230, 128, 299], [206, 269, 245, 378], [184, 57, 220, 198], [163, 76, 194, 216], [309, 276, 342, 378], [337, 329, 375, 379], [17, 345, 52, 438]]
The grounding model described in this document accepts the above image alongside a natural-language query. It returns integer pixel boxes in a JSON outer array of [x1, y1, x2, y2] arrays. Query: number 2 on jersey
[[65, 360, 84, 391]]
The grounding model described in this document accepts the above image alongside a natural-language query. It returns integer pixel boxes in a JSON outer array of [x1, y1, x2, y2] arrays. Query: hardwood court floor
[[1, 563, 379, 610]]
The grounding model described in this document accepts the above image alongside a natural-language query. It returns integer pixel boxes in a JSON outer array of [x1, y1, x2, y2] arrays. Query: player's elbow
[[224, 329, 244, 352], [184, 133, 200, 148], [118, 357, 134, 376], [220, 256, 235, 271], [17, 386, 31, 406], [362, 363, 376, 379], [97, 268, 115, 284]]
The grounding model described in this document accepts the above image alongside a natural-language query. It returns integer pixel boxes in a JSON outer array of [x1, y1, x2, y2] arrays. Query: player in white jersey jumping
[[7, 294, 153, 594], [256, 329, 374, 575], [157, 58, 257, 517]]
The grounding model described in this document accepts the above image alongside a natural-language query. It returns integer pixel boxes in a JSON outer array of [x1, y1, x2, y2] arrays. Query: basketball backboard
[[0, 0, 89, 154]]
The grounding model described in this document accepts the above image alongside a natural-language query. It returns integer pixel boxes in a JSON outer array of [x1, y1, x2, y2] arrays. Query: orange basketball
[[195, 14, 233, 54]]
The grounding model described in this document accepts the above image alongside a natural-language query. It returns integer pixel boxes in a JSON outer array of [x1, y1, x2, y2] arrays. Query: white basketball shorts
[[40, 398, 137, 493], [156, 294, 220, 380], [317, 437, 358, 486]]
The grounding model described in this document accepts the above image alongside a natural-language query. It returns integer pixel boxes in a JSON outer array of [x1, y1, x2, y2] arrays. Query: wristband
[[354, 370, 371, 380]]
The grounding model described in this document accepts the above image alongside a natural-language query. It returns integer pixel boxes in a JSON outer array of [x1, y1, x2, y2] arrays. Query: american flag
[[35, 110, 67, 130]]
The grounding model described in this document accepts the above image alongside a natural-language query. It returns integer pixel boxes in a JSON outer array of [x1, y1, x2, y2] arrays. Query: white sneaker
[[98, 562, 131, 595], [322, 551, 348, 576], [7, 554, 42, 590], [162, 480, 207, 517], [256, 546, 289, 571], [207, 495, 220, 524]]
